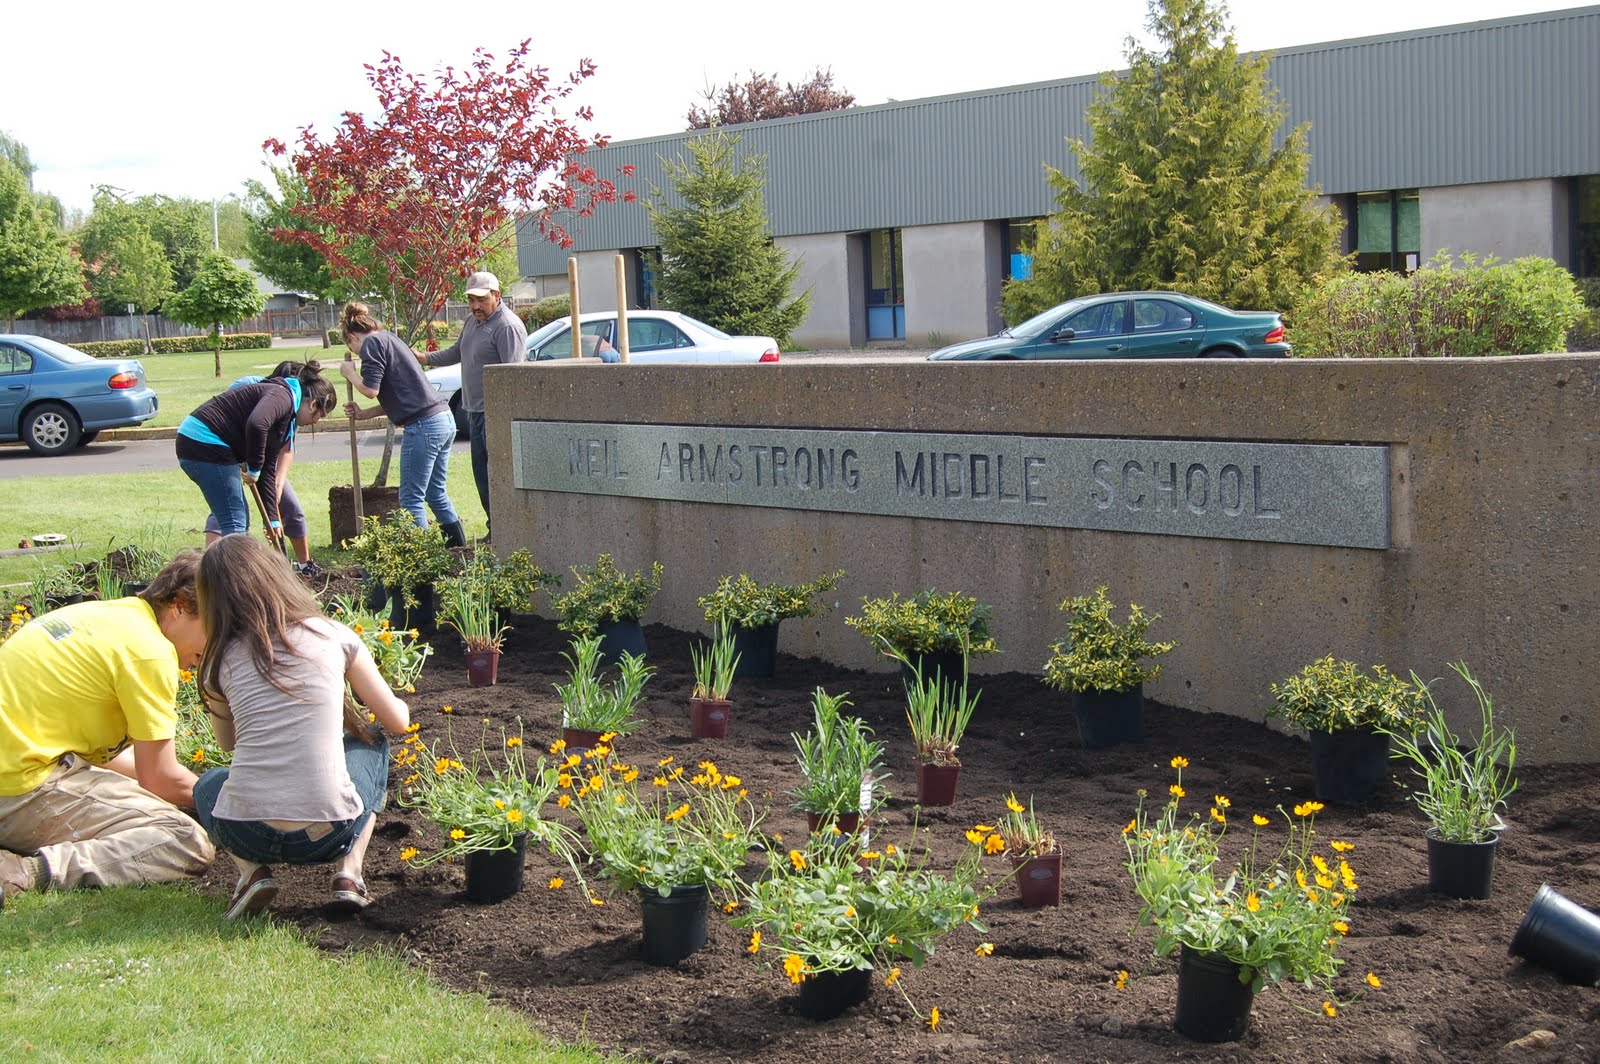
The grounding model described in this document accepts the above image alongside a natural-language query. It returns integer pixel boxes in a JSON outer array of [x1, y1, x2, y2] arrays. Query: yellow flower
[[845, 906, 856, 918], [1005, 793, 1025, 813], [549, 738, 567, 754], [1245, 892, 1261, 912], [564, 754, 581, 768], [598, 731, 618, 743], [788, 849, 807, 871], [1169, 784, 1185, 799], [965, 829, 985, 846], [400, 846, 419, 861], [405, 722, 420, 733], [1115, 970, 1129, 990], [1170, 756, 1189, 769], [1295, 868, 1309, 889], [1366, 971, 1382, 988], [721, 774, 742, 788], [984, 834, 1006, 855], [886, 935, 899, 945], [409, 629, 420, 639], [783, 954, 806, 984], [1210, 807, 1226, 823], [1316, 873, 1336, 890], [664, 803, 690, 822], [651, 776, 669, 787], [723, 900, 739, 913], [658, 755, 675, 766], [1214, 795, 1231, 808], [1331, 839, 1354, 852], [191, 749, 206, 764], [506, 809, 524, 824], [1333, 920, 1350, 935], [557, 794, 571, 809], [1122, 819, 1137, 835], [379, 631, 394, 645], [506, 736, 523, 748], [974, 942, 994, 956], [351, 623, 364, 635], [622, 769, 639, 783], [885, 843, 896, 855], [589, 896, 605, 906], [1312, 854, 1331, 875], [885, 967, 902, 986], [1252, 814, 1270, 827], [450, 828, 466, 841], [548, 877, 564, 890], [178, 668, 195, 683], [861, 850, 882, 860], [747, 931, 762, 954], [492, 798, 506, 810], [1322, 1001, 1337, 1018], [558, 773, 572, 788], [928, 1006, 941, 1031], [442, 704, 453, 714]]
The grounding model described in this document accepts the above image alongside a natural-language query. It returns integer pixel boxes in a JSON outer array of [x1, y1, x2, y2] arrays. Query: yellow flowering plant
[[328, 595, 432, 692], [732, 825, 994, 1016], [998, 792, 1055, 858], [396, 721, 587, 884], [1124, 757, 1357, 999], [173, 668, 231, 768], [0, 600, 32, 649], [572, 743, 764, 901]]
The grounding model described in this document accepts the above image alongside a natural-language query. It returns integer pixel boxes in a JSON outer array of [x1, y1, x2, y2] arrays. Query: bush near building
[[1290, 255, 1587, 358], [1568, 278, 1600, 353]]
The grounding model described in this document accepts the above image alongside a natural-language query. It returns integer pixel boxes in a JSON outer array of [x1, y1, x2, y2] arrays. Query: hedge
[[327, 320, 457, 347], [72, 333, 273, 357], [519, 295, 570, 330], [1290, 254, 1588, 358]]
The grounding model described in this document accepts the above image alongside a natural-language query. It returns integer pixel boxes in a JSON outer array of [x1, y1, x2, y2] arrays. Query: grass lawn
[[137, 342, 339, 428], [0, 454, 486, 589], [0, 886, 606, 1063]]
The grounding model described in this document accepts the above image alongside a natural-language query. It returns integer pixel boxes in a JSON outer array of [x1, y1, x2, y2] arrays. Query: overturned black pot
[[1510, 884, 1600, 985]]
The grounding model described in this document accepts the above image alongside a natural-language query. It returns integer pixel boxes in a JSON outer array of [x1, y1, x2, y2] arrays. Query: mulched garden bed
[[196, 573, 1600, 1063]]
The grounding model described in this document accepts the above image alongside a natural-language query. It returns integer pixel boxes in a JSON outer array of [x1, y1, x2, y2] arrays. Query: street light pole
[[212, 198, 219, 250]]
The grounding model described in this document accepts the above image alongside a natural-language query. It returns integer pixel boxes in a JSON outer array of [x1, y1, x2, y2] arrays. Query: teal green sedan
[[927, 291, 1290, 361]]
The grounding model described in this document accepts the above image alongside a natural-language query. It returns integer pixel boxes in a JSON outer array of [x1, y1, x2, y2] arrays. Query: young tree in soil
[[265, 39, 631, 484], [163, 251, 267, 378]]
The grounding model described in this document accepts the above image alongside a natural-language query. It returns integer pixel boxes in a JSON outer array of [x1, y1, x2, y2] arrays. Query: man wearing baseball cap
[[418, 271, 527, 536]]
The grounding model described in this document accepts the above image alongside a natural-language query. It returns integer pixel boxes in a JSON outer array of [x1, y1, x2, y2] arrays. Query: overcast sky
[[5, 0, 1570, 216]]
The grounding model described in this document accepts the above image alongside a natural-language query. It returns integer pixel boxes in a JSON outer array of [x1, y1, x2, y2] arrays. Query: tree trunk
[[213, 324, 223, 378], [369, 423, 395, 488]]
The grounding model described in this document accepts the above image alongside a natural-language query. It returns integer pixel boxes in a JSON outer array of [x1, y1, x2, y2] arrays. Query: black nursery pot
[[897, 650, 965, 692], [387, 583, 436, 633], [639, 884, 709, 966], [1173, 946, 1255, 1043], [1427, 829, 1499, 900], [462, 833, 528, 904], [1510, 883, 1600, 985], [1307, 726, 1390, 805], [796, 966, 873, 1021], [731, 622, 780, 678], [596, 618, 648, 667], [1072, 685, 1145, 748]]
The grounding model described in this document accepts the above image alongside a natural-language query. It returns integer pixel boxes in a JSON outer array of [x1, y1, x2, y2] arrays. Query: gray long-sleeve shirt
[[427, 303, 527, 413]]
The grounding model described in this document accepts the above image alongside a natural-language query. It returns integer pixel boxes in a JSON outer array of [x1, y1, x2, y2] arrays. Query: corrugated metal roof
[[523, 5, 1600, 276]]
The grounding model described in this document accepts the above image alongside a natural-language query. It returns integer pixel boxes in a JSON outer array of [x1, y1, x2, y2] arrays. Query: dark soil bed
[[200, 578, 1600, 1063]]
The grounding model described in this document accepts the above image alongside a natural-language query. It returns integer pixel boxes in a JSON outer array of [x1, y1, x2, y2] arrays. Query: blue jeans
[[191, 735, 390, 867], [204, 480, 306, 538], [468, 409, 490, 529], [180, 458, 249, 536], [400, 410, 459, 528]]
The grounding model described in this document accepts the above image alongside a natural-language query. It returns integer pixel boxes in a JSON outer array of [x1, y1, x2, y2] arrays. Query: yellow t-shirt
[[0, 597, 179, 796]]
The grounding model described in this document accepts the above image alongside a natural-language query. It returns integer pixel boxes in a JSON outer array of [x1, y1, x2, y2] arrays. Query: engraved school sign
[[512, 422, 1390, 549]]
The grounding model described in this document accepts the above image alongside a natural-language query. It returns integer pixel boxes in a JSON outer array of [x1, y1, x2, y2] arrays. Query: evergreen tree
[[164, 251, 265, 377], [646, 131, 809, 345], [1003, 0, 1346, 322], [0, 154, 86, 327]]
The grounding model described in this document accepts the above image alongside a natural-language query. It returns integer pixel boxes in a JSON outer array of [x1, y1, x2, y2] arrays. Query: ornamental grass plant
[[1383, 662, 1518, 843], [572, 742, 763, 901], [554, 635, 652, 735], [889, 644, 981, 766], [1042, 585, 1175, 695], [845, 589, 1000, 658], [551, 553, 664, 637], [999, 792, 1056, 858], [790, 688, 888, 819], [690, 624, 739, 701], [1268, 656, 1429, 733], [1124, 756, 1360, 1002], [696, 570, 845, 629]]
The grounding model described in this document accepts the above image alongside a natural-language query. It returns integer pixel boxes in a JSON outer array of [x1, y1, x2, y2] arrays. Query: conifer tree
[[647, 131, 809, 346], [1003, 0, 1345, 322]]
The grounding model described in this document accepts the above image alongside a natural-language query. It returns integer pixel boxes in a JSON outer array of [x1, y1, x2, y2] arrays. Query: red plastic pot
[[465, 647, 500, 687], [1011, 851, 1063, 908], [915, 761, 961, 807], [689, 696, 731, 739]]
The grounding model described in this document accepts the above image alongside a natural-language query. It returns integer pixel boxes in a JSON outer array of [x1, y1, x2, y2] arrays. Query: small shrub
[[530, 295, 571, 328], [74, 339, 146, 358]]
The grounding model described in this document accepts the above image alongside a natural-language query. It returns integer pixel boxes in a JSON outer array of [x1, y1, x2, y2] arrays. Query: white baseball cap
[[464, 271, 500, 297]]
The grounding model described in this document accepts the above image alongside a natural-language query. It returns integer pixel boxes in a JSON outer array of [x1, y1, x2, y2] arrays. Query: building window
[[632, 248, 662, 309], [1575, 176, 1600, 279], [865, 229, 904, 340], [1005, 218, 1042, 281], [1353, 190, 1420, 273]]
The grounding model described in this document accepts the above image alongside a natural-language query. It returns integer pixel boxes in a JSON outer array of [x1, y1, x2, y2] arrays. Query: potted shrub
[[436, 550, 558, 686], [327, 594, 433, 693], [1268, 656, 1429, 805], [886, 645, 980, 807], [1042, 586, 1175, 748], [1125, 756, 1358, 1042], [346, 511, 455, 632], [396, 722, 589, 904], [789, 688, 888, 835], [1382, 662, 1518, 899], [553, 634, 652, 750], [573, 744, 763, 965], [26, 563, 89, 613], [697, 570, 845, 677], [845, 589, 1000, 687], [999, 792, 1060, 908], [688, 625, 740, 739], [552, 553, 664, 665], [732, 827, 994, 1021]]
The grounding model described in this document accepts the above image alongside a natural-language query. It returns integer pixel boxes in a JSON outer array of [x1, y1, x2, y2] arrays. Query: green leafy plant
[[394, 720, 588, 889], [327, 595, 432, 692], [887, 644, 980, 766], [573, 742, 762, 901], [94, 564, 125, 602], [691, 624, 739, 701], [1125, 756, 1357, 1003], [173, 667, 230, 770], [697, 570, 845, 629], [789, 688, 887, 818], [553, 635, 652, 735], [1382, 662, 1518, 843], [345, 511, 455, 605], [1042, 586, 1175, 695], [845, 589, 1000, 658], [551, 553, 663, 638], [732, 825, 993, 1018], [999, 792, 1056, 858], [1267, 656, 1428, 733], [433, 549, 556, 652], [26, 563, 84, 613]]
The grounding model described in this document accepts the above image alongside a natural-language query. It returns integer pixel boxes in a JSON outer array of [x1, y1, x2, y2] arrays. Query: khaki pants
[[0, 756, 214, 890]]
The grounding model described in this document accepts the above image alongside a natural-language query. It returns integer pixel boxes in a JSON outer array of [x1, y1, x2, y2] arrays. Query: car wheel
[[450, 393, 469, 440], [22, 402, 81, 456], [77, 430, 100, 447], [1200, 347, 1242, 358]]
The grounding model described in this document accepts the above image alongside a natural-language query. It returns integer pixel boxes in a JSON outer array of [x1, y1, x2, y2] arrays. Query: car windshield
[[1009, 299, 1091, 340], [20, 335, 98, 365], [524, 319, 566, 352], [675, 314, 730, 340]]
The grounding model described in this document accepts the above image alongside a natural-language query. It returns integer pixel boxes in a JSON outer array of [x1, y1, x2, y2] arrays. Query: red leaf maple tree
[[265, 40, 636, 345]]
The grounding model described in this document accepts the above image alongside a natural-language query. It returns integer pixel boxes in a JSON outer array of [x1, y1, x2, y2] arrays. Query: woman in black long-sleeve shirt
[[176, 371, 336, 538]]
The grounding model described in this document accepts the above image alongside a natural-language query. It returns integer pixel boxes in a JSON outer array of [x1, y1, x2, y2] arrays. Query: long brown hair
[[196, 536, 373, 740]]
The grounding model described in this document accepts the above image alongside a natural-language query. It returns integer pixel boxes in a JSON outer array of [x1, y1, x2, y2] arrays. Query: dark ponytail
[[269, 359, 325, 388]]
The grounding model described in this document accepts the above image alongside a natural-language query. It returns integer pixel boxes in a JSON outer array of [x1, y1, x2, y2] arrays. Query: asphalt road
[[0, 428, 468, 480]]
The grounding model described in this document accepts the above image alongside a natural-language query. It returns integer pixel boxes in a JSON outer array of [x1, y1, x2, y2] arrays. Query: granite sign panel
[[512, 421, 1391, 549]]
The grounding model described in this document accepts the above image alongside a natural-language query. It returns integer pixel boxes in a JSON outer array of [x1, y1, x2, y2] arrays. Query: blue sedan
[[0, 334, 158, 455], [927, 291, 1291, 361]]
